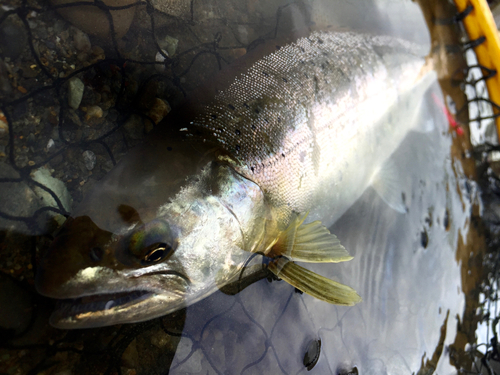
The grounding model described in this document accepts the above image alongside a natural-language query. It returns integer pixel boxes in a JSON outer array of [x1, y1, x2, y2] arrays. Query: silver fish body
[[35, 30, 435, 328]]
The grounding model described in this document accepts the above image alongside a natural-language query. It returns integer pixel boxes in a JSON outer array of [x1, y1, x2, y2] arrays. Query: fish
[[35, 29, 436, 328]]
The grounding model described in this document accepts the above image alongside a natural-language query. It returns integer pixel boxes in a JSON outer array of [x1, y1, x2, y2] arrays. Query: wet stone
[[72, 27, 91, 52], [123, 114, 145, 140], [46, 139, 55, 151], [159, 35, 179, 57], [150, 330, 170, 348], [0, 162, 45, 234], [155, 50, 169, 73], [85, 105, 103, 121], [82, 150, 96, 170], [68, 77, 85, 110], [26, 133, 35, 146], [147, 98, 171, 126], [31, 167, 72, 212], [0, 15, 28, 59], [51, 0, 137, 40]]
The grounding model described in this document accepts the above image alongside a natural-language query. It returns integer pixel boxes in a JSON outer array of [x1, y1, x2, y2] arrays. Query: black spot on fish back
[[421, 230, 429, 248]]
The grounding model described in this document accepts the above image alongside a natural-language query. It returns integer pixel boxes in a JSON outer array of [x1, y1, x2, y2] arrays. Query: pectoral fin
[[268, 258, 361, 306], [270, 213, 353, 263]]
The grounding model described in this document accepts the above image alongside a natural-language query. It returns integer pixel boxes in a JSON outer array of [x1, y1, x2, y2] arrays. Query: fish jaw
[[35, 216, 192, 328], [48, 277, 189, 329], [36, 164, 268, 328]]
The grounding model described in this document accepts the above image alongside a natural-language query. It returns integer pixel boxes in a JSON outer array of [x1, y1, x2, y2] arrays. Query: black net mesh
[[1, 0, 500, 374]]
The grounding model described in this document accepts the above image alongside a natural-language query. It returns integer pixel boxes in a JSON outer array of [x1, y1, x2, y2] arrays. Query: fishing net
[[0, 0, 499, 374]]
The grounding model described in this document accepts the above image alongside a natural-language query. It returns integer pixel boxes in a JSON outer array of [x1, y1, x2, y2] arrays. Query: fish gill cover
[[0, 0, 499, 374]]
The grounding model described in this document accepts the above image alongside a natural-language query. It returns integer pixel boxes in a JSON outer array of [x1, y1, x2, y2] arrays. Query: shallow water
[[0, 0, 491, 374]]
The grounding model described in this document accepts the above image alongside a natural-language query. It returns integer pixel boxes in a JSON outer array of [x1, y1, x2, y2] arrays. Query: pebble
[[31, 167, 72, 212], [0, 163, 45, 234], [123, 114, 144, 140], [27, 133, 36, 146], [46, 139, 55, 150], [155, 50, 169, 73], [68, 77, 85, 109], [237, 25, 249, 44], [50, 0, 138, 40], [0, 16, 28, 59], [85, 105, 103, 121], [150, 330, 170, 348], [72, 27, 91, 52], [147, 98, 171, 127], [82, 150, 96, 170], [91, 45, 106, 60], [159, 35, 178, 57]]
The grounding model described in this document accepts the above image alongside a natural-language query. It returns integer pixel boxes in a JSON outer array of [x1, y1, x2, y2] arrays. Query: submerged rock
[[72, 27, 91, 53], [50, 0, 137, 40], [31, 167, 72, 212], [0, 163, 45, 234], [68, 77, 84, 110], [0, 14, 28, 59], [82, 150, 96, 170]]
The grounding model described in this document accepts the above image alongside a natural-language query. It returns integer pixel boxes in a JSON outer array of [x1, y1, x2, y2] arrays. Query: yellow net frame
[[454, 0, 500, 140]]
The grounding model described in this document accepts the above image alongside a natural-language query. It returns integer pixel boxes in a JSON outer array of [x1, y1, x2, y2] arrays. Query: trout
[[35, 29, 435, 328]]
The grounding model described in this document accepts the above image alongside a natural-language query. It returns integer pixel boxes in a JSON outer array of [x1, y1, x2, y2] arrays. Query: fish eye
[[125, 219, 176, 265], [141, 242, 172, 265]]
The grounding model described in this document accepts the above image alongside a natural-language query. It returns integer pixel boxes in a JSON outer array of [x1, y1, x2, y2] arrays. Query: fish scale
[[188, 30, 427, 225]]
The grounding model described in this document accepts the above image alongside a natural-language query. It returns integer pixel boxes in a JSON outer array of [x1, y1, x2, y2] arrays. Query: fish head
[[35, 133, 262, 328]]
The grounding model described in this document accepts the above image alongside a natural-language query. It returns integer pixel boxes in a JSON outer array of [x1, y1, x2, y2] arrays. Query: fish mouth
[[54, 290, 153, 318], [49, 272, 191, 329]]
